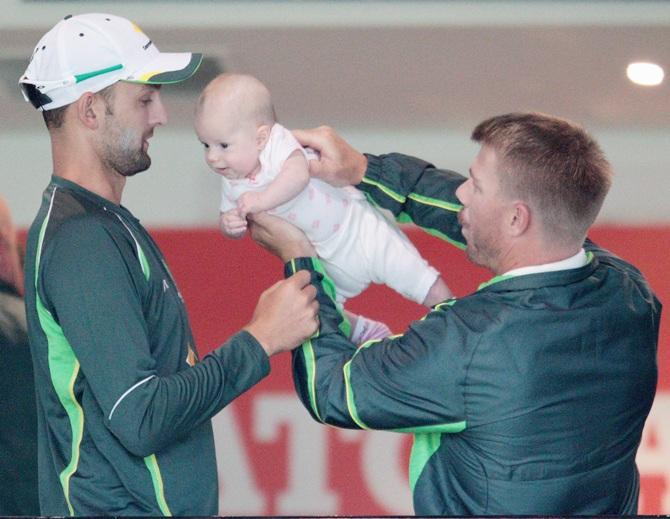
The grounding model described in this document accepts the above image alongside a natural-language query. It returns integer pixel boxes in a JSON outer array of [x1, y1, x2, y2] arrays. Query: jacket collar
[[478, 251, 596, 292], [502, 248, 587, 278], [50, 175, 140, 225]]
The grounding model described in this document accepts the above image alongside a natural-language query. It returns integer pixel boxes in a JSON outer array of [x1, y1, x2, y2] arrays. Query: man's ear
[[75, 92, 102, 130], [509, 202, 531, 237], [256, 124, 271, 150]]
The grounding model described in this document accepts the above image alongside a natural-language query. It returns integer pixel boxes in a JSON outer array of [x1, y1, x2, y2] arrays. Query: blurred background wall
[[1, 0, 669, 515]]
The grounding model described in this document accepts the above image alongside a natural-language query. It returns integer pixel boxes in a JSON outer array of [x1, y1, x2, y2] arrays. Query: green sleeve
[[288, 258, 467, 433], [358, 153, 467, 249], [40, 218, 269, 457]]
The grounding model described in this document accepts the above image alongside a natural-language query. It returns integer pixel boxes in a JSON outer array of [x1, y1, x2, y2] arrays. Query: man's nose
[[151, 94, 168, 126], [455, 181, 467, 204]]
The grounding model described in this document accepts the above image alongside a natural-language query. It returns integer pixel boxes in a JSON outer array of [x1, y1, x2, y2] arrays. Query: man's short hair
[[41, 83, 116, 130], [41, 105, 68, 130], [472, 112, 612, 243]]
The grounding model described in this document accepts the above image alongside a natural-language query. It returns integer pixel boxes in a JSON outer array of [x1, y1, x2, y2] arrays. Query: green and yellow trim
[[130, 54, 203, 84], [477, 251, 595, 290], [289, 259, 321, 420], [44, 320, 83, 516], [289, 259, 325, 422], [144, 454, 172, 516], [289, 257, 353, 422], [361, 177, 464, 214], [433, 299, 458, 311], [343, 331, 465, 435], [396, 211, 466, 250], [301, 333, 323, 422], [408, 192, 462, 213], [360, 177, 406, 203], [478, 274, 513, 291], [361, 177, 466, 249], [35, 198, 84, 514], [408, 423, 467, 491], [409, 433, 441, 491]]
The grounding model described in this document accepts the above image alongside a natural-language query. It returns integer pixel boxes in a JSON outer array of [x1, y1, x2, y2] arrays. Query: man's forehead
[[470, 145, 499, 178], [118, 81, 160, 94], [138, 83, 161, 94], [478, 144, 499, 165]]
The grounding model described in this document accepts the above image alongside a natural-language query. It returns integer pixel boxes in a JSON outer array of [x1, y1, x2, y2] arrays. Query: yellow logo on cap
[[130, 21, 144, 34], [137, 70, 161, 82]]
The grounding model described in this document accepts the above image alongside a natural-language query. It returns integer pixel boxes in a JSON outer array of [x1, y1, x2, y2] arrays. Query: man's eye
[[140, 98, 152, 105], [220, 143, 228, 149]]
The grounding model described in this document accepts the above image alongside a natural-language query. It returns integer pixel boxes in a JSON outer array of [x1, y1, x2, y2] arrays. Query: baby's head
[[195, 73, 276, 179]]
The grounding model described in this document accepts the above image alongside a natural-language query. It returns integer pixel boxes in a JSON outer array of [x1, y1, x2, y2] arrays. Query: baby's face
[[195, 107, 261, 180]]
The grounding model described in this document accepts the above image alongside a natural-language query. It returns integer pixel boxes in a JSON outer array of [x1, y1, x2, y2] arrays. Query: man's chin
[[121, 154, 151, 177]]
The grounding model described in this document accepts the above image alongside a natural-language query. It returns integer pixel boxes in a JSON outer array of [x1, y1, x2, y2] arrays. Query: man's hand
[[244, 270, 319, 356], [292, 126, 368, 187], [219, 208, 247, 239], [248, 212, 316, 262]]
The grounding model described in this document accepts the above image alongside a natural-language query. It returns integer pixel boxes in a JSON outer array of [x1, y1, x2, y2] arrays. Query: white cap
[[18, 13, 202, 111]]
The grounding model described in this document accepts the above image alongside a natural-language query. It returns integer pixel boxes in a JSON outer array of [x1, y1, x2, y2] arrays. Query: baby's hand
[[237, 192, 264, 218], [220, 209, 247, 239]]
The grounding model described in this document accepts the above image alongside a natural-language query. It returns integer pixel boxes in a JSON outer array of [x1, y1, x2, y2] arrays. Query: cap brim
[[127, 52, 202, 84]]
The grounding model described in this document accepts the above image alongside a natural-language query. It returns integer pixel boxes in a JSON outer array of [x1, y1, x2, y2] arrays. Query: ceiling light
[[626, 62, 664, 86]]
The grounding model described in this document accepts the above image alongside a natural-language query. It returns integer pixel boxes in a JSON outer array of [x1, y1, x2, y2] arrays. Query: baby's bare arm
[[237, 150, 310, 217], [422, 276, 453, 306]]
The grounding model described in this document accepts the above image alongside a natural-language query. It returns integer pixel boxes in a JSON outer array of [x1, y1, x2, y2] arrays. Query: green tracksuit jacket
[[289, 153, 660, 515], [24, 176, 270, 515]]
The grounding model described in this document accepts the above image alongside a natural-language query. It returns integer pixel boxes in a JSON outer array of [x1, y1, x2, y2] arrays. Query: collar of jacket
[[477, 251, 596, 292]]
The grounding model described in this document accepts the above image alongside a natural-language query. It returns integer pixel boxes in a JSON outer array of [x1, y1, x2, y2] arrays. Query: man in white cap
[[19, 13, 318, 515]]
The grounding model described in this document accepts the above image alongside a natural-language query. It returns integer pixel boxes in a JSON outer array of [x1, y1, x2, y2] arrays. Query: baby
[[194, 73, 452, 342]]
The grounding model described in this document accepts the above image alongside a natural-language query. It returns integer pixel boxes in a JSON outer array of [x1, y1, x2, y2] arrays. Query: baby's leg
[[345, 310, 391, 345], [422, 275, 453, 307], [357, 206, 451, 306]]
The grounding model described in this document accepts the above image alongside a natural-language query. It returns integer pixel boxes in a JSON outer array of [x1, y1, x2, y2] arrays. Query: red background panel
[[154, 225, 668, 389]]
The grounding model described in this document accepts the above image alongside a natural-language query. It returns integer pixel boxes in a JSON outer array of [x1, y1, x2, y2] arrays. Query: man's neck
[[55, 169, 126, 204], [51, 138, 126, 204]]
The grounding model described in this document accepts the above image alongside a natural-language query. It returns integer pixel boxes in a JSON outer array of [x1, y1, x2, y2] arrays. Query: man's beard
[[101, 127, 151, 177], [459, 211, 504, 272], [464, 231, 502, 272]]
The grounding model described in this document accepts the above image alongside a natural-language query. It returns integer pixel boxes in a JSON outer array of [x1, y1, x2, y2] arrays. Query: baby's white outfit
[[220, 123, 439, 304]]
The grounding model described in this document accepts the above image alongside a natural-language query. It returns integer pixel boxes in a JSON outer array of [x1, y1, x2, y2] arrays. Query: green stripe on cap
[[75, 64, 123, 83]]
